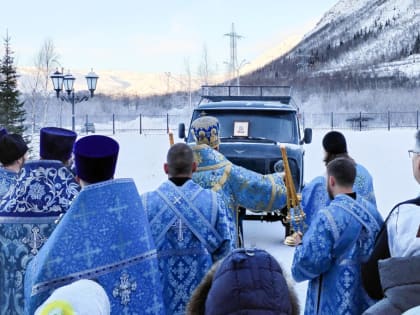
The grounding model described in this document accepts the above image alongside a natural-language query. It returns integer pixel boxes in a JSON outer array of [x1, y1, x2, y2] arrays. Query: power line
[[224, 23, 243, 83]]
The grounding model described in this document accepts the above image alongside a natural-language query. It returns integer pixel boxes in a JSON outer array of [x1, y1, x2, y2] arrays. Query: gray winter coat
[[363, 255, 420, 315]]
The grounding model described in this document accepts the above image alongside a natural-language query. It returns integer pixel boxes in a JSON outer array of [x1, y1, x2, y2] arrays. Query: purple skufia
[[73, 135, 119, 183], [0, 128, 8, 138], [40, 127, 77, 161]]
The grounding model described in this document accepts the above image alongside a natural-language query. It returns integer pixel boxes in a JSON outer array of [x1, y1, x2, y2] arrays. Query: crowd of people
[[0, 119, 419, 315]]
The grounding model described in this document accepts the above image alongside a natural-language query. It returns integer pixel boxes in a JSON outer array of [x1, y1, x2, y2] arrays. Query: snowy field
[[102, 128, 417, 313]]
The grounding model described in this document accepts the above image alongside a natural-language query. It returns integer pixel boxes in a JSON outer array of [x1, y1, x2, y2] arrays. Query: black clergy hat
[[322, 131, 347, 154], [0, 134, 28, 165], [73, 135, 119, 183]]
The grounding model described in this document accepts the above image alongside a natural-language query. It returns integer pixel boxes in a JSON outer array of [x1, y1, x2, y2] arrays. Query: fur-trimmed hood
[[187, 248, 300, 315]]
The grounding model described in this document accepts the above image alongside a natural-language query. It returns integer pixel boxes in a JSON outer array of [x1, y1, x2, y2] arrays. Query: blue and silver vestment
[[0, 160, 79, 315], [292, 194, 383, 315], [191, 144, 286, 232], [24, 178, 164, 315], [142, 179, 235, 315]]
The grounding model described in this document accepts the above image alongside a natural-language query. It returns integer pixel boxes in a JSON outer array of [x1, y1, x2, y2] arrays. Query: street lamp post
[[236, 59, 250, 95], [50, 68, 99, 132], [224, 59, 250, 95]]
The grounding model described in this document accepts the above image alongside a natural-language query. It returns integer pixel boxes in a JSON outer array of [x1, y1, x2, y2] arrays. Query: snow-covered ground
[[110, 128, 418, 313]]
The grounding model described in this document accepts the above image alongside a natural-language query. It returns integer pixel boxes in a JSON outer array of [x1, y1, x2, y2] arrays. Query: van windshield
[[188, 109, 299, 144]]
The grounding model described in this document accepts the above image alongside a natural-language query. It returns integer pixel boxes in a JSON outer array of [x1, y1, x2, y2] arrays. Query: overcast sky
[[2, 0, 338, 75]]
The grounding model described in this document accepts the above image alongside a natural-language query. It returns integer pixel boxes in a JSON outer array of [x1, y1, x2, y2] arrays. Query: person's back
[[0, 128, 77, 315], [24, 135, 165, 314], [142, 143, 235, 315], [1, 127, 80, 214], [299, 131, 376, 233], [302, 163, 376, 225], [292, 158, 383, 315]]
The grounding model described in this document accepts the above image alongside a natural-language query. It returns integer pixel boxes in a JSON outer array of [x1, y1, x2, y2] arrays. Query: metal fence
[[27, 111, 420, 136], [301, 111, 420, 131]]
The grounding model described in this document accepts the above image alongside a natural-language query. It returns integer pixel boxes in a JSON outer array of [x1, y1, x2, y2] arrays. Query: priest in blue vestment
[[286, 131, 377, 246], [190, 116, 287, 245], [0, 127, 79, 315], [292, 158, 383, 315], [142, 143, 235, 315], [0, 133, 28, 198], [25, 135, 165, 315]]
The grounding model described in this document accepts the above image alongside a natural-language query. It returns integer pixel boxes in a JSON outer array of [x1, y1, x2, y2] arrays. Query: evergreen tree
[[0, 33, 26, 135], [412, 34, 420, 55]]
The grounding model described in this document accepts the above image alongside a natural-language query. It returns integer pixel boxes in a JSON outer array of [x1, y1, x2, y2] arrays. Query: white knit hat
[[34, 279, 110, 315]]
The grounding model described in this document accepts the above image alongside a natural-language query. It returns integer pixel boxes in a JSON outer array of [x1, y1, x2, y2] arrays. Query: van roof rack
[[200, 85, 292, 103]]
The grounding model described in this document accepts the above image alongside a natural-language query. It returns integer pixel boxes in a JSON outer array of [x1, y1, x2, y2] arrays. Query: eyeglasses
[[408, 150, 420, 158]]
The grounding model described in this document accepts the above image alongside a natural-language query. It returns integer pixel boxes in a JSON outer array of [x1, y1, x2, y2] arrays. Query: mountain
[[17, 0, 420, 113], [17, 67, 192, 96], [16, 23, 309, 97], [297, 0, 420, 75], [241, 0, 420, 111]]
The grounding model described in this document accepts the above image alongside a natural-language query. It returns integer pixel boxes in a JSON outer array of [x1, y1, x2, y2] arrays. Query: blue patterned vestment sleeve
[[292, 194, 382, 315], [143, 179, 235, 315], [212, 191, 236, 261], [228, 165, 287, 212], [0, 160, 80, 315], [292, 207, 336, 282], [24, 179, 164, 315], [191, 144, 286, 222], [301, 176, 329, 227], [354, 164, 377, 207]]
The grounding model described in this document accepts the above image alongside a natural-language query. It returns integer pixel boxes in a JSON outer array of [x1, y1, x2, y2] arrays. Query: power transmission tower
[[224, 23, 242, 84]]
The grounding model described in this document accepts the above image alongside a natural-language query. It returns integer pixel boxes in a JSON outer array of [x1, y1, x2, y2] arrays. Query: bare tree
[[197, 44, 210, 85], [27, 39, 60, 129], [184, 58, 192, 109]]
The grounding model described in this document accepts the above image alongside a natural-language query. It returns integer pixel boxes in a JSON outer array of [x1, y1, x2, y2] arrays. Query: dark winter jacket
[[363, 255, 420, 315], [187, 248, 299, 315]]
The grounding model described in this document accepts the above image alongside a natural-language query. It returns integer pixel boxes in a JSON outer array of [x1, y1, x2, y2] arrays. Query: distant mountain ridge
[[250, 0, 420, 78], [240, 0, 420, 111], [16, 24, 310, 97], [16, 0, 420, 113]]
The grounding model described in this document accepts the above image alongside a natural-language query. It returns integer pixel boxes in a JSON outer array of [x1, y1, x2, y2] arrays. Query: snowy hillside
[[292, 0, 420, 77]]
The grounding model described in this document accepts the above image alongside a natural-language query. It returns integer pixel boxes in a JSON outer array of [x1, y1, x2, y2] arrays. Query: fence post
[[331, 112, 334, 130], [112, 114, 115, 135], [388, 111, 390, 131], [139, 114, 142, 134], [417, 110, 419, 130], [359, 112, 362, 131], [166, 113, 169, 134]]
